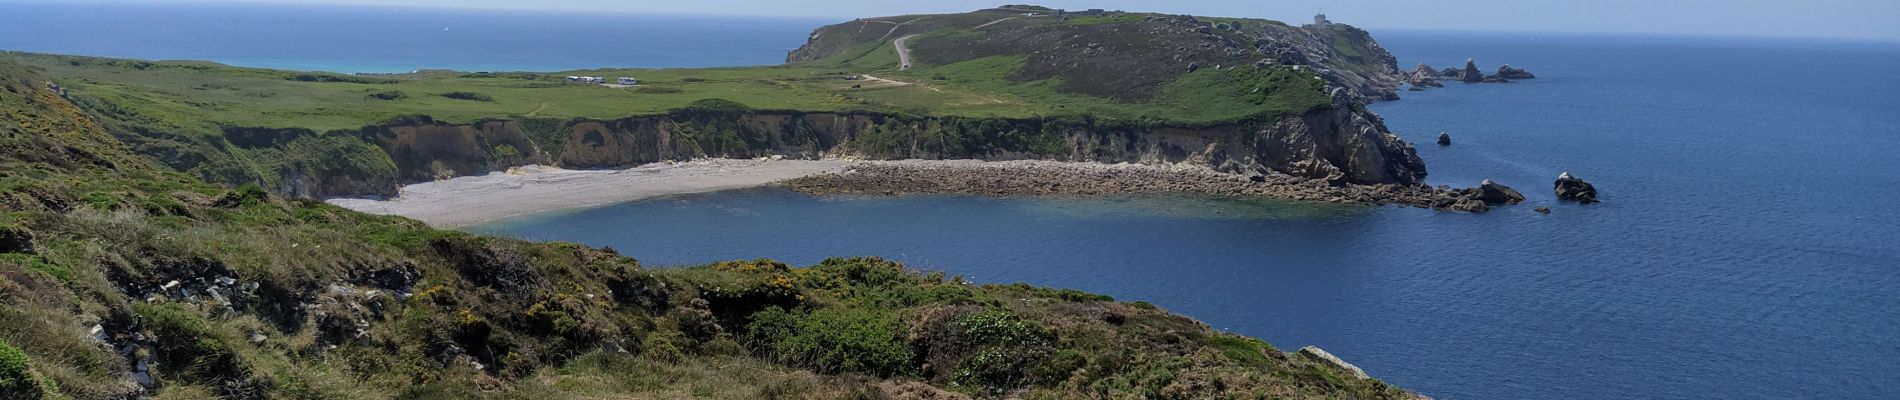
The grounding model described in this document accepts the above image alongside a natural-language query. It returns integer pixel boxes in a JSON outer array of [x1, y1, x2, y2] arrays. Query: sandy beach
[[326, 159, 849, 228]]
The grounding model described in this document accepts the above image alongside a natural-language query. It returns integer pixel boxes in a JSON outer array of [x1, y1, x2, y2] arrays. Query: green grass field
[[1, 8, 1338, 134]]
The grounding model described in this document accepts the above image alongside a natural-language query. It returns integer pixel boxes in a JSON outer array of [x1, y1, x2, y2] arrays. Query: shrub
[[438, 91, 493, 102], [135, 303, 264, 395], [366, 90, 407, 100], [0, 339, 46, 399], [285, 74, 395, 84], [631, 86, 683, 94], [746, 307, 912, 377], [949, 310, 1054, 391], [681, 98, 750, 114]]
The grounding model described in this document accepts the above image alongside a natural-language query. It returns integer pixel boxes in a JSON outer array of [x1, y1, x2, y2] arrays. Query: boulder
[[1297, 346, 1370, 379], [1408, 63, 1443, 88], [1497, 64, 1536, 79], [1534, 207, 1551, 214], [1554, 172, 1599, 204], [1477, 179, 1525, 205], [1437, 132, 1451, 146], [1462, 58, 1484, 83]]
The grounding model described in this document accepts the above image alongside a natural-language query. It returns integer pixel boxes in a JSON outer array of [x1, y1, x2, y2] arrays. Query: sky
[[25, 0, 1900, 41]]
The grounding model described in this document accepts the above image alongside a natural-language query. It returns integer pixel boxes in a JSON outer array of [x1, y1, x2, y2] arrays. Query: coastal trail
[[894, 34, 918, 70]]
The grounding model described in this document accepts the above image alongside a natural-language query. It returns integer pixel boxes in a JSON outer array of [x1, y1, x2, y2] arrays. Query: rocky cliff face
[[284, 102, 1426, 198]]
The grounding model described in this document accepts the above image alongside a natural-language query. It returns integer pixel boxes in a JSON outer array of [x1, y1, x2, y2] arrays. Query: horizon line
[[6, 0, 1899, 43]]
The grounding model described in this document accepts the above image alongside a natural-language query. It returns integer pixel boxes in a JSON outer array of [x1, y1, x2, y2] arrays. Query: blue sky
[[31, 0, 1900, 40]]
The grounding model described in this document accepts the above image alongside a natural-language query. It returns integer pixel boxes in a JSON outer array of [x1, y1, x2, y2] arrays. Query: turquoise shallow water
[[5, 3, 1897, 398]]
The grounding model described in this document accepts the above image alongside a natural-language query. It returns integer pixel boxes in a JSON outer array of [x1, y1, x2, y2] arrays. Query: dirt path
[[894, 34, 919, 70], [856, 74, 911, 88], [525, 102, 549, 117], [975, 17, 1018, 29]]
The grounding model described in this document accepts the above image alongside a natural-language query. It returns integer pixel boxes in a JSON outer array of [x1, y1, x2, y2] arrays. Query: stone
[[1187, 62, 1200, 72], [1408, 63, 1443, 88], [1462, 58, 1484, 83], [1296, 346, 1370, 379], [1554, 172, 1600, 204], [1437, 132, 1451, 146], [1534, 207, 1552, 214], [1497, 64, 1536, 79], [1478, 179, 1525, 205]]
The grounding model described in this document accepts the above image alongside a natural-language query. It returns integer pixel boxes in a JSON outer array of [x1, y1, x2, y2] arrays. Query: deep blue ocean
[[0, 2, 829, 72], [5, 3, 1897, 399]]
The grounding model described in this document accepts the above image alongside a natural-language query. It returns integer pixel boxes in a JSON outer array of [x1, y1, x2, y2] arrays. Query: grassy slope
[[0, 63, 1413, 399], [1, 7, 1338, 136]]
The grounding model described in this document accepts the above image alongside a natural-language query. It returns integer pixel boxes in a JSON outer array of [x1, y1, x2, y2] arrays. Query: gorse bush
[[746, 307, 913, 377], [0, 339, 46, 400], [437, 91, 493, 102]]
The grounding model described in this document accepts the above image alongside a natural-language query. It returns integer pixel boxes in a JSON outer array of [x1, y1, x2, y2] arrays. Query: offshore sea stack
[[1554, 172, 1600, 203], [1426, 59, 1534, 86], [1497, 64, 1536, 79], [1479, 179, 1526, 204], [1409, 63, 1443, 89]]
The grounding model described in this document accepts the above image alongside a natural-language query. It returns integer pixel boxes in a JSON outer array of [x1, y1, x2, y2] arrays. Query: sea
[[4, 2, 1897, 399]]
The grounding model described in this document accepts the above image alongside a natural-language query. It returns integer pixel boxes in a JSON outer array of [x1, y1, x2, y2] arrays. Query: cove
[[471, 31, 1900, 399]]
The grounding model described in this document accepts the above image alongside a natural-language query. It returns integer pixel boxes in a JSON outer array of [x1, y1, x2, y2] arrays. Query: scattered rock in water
[[1534, 206, 1552, 214], [1296, 346, 1370, 380], [1497, 64, 1536, 79], [1408, 63, 1443, 88], [1462, 58, 1485, 83], [1554, 172, 1600, 204], [1437, 132, 1452, 146], [1478, 179, 1525, 205]]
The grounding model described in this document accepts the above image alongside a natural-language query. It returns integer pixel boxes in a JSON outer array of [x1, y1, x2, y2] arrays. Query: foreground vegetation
[[0, 58, 1416, 399]]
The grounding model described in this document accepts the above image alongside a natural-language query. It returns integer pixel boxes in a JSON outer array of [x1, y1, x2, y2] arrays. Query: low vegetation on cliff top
[[0, 52, 1413, 399], [0, 5, 1359, 135]]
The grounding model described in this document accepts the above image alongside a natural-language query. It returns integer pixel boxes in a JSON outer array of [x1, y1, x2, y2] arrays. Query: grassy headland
[[0, 57, 1418, 398]]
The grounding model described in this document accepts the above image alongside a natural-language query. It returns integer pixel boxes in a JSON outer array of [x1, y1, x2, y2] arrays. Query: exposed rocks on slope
[[1296, 346, 1370, 380], [1554, 172, 1600, 203]]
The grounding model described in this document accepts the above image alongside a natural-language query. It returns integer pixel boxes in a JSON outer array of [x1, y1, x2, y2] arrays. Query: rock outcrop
[[1497, 64, 1536, 79], [1437, 132, 1451, 146], [1478, 179, 1525, 204], [1554, 172, 1599, 203], [1408, 63, 1443, 89], [1414, 59, 1532, 88], [1296, 346, 1370, 380], [276, 103, 1430, 199]]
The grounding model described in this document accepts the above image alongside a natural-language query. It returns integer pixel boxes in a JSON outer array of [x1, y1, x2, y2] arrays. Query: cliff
[[250, 94, 1422, 199]]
